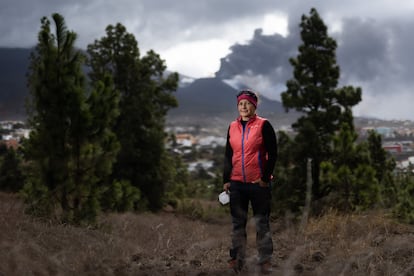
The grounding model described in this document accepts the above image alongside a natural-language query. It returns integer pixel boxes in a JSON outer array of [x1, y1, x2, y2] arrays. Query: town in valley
[[3, 116, 414, 174]]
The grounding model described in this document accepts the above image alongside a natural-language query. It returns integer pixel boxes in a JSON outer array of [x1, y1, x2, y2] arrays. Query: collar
[[237, 114, 257, 123]]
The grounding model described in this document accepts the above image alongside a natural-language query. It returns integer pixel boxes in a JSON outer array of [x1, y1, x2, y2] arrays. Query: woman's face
[[238, 99, 256, 120]]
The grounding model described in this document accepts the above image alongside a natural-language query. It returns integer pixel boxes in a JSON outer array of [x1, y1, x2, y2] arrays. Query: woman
[[223, 89, 277, 274]]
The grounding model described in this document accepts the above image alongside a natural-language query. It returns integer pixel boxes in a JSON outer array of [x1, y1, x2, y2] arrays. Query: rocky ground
[[1, 192, 414, 276]]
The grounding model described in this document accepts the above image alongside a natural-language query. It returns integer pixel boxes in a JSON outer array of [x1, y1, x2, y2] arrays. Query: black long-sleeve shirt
[[223, 120, 277, 183]]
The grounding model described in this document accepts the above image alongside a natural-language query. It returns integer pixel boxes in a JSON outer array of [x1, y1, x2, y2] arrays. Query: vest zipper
[[241, 123, 247, 183]]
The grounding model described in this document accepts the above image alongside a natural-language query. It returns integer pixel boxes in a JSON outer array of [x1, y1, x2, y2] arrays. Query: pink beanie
[[237, 93, 257, 108]]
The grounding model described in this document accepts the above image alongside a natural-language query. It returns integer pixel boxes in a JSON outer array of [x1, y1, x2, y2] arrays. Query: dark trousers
[[229, 181, 273, 264]]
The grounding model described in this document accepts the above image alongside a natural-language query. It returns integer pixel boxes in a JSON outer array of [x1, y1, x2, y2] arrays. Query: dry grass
[[1, 192, 413, 276], [283, 211, 414, 275]]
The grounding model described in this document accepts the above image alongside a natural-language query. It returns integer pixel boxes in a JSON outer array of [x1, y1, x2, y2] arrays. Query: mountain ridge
[[0, 47, 31, 120], [0, 47, 286, 124]]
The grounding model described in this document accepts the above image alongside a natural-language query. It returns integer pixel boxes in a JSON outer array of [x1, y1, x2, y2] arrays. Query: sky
[[1, 0, 414, 121]]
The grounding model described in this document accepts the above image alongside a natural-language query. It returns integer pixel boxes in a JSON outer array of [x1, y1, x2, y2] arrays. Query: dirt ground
[[1, 192, 414, 276]]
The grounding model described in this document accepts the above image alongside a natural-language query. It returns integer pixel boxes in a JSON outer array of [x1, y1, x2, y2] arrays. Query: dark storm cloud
[[0, 0, 281, 49], [387, 18, 414, 82], [217, 15, 392, 83], [216, 29, 296, 79], [1, 0, 414, 119], [0, 1, 87, 47], [215, 10, 414, 108], [336, 16, 414, 101], [215, 28, 301, 90], [336, 18, 391, 82]]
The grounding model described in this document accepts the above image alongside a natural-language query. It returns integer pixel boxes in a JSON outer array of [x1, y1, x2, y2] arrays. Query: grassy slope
[[1, 192, 413, 276]]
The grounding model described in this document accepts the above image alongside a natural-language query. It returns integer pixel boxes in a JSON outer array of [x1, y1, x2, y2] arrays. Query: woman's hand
[[254, 178, 269, 187], [223, 182, 231, 192]]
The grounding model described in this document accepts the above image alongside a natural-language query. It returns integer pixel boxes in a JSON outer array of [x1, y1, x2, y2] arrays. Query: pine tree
[[23, 14, 120, 224], [281, 8, 361, 210], [319, 123, 380, 211], [366, 130, 397, 207], [393, 174, 414, 224], [87, 23, 179, 211], [272, 131, 301, 215], [0, 146, 24, 192]]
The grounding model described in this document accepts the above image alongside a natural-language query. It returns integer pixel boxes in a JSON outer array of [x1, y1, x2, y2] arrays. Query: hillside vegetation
[[1, 192, 413, 276]]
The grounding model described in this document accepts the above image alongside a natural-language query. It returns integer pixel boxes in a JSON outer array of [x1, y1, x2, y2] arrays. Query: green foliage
[[364, 130, 397, 207], [367, 130, 396, 183], [0, 146, 25, 192], [280, 8, 361, 213], [164, 160, 218, 208], [319, 123, 380, 211], [23, 14, 120, 224], [272, 131, 306, 215], [0, 143, 7, 156], [393, 174, 414, 224], [163, 153, 190, 207], [177, 199, 205, 220], [20, 179, 52, 218], [352, 164, 380, 209], [101, 179, 141, 212], [87, 23, 179, 211]]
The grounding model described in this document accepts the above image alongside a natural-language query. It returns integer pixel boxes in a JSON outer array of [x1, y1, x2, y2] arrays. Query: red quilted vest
[[229, 114, 267, 183]]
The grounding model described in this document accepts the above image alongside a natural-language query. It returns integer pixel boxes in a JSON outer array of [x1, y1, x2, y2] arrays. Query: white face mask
[[218, 191, 230, 205]]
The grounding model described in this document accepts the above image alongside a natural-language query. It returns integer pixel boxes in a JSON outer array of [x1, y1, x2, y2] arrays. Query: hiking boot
[[260, 261, 272, 274], [228, 259, 244, 273]]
